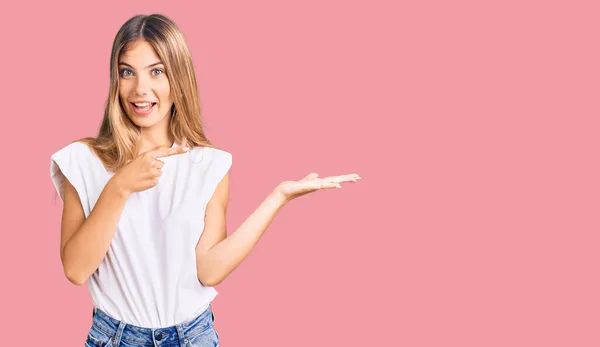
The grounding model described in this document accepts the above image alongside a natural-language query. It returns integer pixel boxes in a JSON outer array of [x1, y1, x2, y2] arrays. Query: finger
[[324, 174, 361, 183], [300, 173, 319, 181], [151, 159, 165, 169], [311, 178, 343, 188], [334, 173, 361, 180], [148, 146, 190, 159], [319, 181, 342, 189], [319, 177, 349, 184], [145, 146, 172, 158], [151, 167, 162, 177], [308, 178, 334, 186]]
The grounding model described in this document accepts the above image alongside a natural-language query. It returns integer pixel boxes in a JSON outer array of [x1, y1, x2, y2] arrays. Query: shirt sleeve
[[199, 148, 232, 209], [50, 142, 90, 216]]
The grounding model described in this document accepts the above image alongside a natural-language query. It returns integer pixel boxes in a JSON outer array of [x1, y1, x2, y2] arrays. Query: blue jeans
[[85, 305, 220, 347]]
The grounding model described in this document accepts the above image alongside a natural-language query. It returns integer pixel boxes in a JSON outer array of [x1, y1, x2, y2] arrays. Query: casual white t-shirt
[[50, 140, 232, 328]]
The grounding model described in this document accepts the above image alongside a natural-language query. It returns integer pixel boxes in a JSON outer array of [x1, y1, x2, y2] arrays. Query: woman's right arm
[[58, 145, 188, 286], [60, 177, 129, 286]]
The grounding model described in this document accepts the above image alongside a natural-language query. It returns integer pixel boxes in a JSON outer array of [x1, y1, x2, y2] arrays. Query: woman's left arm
[[195, 172, 360, 286]]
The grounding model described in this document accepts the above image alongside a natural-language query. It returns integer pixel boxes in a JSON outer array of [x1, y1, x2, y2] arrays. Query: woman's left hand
[[273, 172, 361, 203]]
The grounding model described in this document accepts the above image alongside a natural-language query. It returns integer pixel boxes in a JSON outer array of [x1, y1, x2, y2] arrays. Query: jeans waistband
[[90, 305, 214, 346]]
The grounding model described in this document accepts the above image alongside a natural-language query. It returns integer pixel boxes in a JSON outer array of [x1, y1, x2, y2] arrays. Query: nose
[[134, 74, 151, 96]]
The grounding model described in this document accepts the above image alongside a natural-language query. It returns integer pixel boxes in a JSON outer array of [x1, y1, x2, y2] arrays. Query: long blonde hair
[[77, 14, 214, 171]]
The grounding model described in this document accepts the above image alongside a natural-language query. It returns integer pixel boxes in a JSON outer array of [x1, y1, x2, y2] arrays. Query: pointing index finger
[[148, 146, 190, 159]]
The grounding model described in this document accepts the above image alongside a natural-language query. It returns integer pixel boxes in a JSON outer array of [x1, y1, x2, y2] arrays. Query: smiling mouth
[[131, 102, 156, 111]]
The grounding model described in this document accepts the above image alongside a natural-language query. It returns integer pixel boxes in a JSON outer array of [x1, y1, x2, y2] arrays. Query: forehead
[[119, 40, 160, 65]]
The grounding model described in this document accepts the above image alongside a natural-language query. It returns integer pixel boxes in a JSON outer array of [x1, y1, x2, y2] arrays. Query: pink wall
[[2, 0, 599, 345]]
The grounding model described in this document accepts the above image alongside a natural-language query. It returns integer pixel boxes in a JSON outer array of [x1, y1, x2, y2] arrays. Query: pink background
[[1, 0, 599, 345]]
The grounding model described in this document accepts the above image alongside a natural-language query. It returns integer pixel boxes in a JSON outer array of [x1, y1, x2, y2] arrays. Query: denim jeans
[[85, 305, 220, 347]]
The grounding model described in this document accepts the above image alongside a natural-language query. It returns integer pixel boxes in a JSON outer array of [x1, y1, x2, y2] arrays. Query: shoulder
[[51, 141, 92, 159], [49, 141, 94, 206], [197, 147, 232, 183], [199, 146, 232, 164], [50, 141, 100, 180], [194, 147, 232, 205]]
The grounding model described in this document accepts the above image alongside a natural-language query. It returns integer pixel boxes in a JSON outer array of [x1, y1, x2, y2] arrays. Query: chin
[[125, 109, 169, 128], [129, 117, 162, 129]]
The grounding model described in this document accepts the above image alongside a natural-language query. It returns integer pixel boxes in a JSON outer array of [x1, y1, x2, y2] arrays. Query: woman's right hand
[[110, 146, 190, 196]]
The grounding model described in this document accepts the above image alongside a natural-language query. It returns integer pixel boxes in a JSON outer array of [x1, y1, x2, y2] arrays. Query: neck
[[137, 129, 174, 155]]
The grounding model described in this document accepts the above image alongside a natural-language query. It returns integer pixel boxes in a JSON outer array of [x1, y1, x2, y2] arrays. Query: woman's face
[[118, 40, 173, 131]]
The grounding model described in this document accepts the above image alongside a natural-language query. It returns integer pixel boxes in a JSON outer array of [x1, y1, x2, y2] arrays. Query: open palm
[[275, 172, 361, 203]]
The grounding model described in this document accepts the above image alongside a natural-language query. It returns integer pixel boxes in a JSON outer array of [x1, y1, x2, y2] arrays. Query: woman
[[50, 13, 360, 347]]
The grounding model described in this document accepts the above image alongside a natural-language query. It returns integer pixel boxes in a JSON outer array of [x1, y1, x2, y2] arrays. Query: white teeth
[[134, 102, 151, 107]]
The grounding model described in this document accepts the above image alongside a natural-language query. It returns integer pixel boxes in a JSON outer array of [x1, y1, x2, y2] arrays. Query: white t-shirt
[[50, 141, 232, 328]]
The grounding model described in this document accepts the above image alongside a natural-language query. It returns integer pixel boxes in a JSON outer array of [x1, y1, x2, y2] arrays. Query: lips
[[131, 101, 156, 107], [130, 102, 156, 116]]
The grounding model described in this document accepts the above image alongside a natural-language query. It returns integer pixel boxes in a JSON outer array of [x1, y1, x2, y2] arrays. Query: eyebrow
[[118, 61, 164, 69]]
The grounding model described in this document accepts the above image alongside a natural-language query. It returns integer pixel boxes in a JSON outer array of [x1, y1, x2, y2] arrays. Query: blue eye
[[120, 69, 132, 77], [118, 68, 164, 77]]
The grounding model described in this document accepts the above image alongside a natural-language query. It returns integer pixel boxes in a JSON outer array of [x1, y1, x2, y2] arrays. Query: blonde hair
[[77, 14, 215, 171]]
